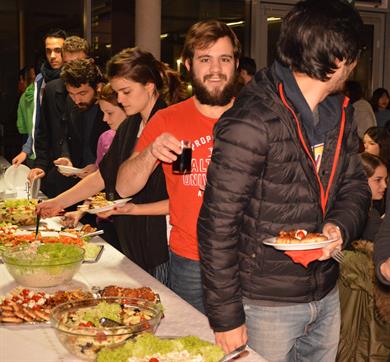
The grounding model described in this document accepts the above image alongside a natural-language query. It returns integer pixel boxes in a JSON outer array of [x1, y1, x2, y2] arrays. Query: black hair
[[238, 57, 256, 76], [277, 0, 364, 81], [44, 28, 67, 42], [364, 126, 390, 168], [371, 88, 390, 112]]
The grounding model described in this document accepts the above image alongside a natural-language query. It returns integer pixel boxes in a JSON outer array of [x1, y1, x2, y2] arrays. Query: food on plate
[[87, 192, 114, 209], [276, 229, 328, 244], [60, 223, 97, 235], [0, 199, 38, 226], [0, 287, 93, 324], [0, 222, 18, 235], [51, 297, 162, 360], [100, 286, 159, 303], [47, 289, 95, 306], [97, 333, 224, 362], [2, 242, 84, 287]]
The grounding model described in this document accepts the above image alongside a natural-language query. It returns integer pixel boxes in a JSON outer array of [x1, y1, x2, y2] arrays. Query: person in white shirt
[[344, 80, 376, 139]]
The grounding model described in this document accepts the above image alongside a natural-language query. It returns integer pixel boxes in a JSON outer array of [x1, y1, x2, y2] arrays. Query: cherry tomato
[[149, 358, 159, 362], [295, 230, 306, 240], [79, 321, 94, 327], [32, 295, 41, 302], [22, 289, 30, 296]]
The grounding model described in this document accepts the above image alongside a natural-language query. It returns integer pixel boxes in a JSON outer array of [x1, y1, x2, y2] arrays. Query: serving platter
[[0, 285, 160, 325], [0, 226, 104, 263]]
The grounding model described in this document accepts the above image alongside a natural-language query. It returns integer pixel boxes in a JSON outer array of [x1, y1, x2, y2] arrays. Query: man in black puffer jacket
[[198, 1, 371, 361]]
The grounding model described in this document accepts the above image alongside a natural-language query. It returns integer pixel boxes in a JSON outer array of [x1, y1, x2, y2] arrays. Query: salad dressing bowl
[[2, 242, 84, 287], [50, 297, 162, 360]]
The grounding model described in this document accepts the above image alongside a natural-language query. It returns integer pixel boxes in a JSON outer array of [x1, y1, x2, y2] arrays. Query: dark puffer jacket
[[198, 64, 371, 332]]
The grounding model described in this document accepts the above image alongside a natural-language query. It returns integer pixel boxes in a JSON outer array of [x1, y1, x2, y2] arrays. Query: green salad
[[77, 301, 122, 326], [97, 333, 224, 362], [3, 242, 84, 266], [2, 199, 38, 208]]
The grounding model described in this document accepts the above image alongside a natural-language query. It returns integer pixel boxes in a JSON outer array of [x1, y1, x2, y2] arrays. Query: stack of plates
[[3, 165, 30, 198]]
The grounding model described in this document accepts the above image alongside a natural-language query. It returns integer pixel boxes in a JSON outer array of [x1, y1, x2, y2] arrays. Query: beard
[[190, 69, 238, 106], [76, 100, 94, 111]]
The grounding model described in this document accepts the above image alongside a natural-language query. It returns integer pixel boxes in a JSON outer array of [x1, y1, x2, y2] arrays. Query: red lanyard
[[278, 83, 348, 215]]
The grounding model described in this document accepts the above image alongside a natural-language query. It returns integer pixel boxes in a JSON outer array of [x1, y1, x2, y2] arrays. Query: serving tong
[[99, 317, 124, 327], [218, 344, 248, 362], [34, 200, 43, 240]]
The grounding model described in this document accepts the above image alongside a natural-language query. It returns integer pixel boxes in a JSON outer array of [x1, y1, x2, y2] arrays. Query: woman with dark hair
[[371, 88, 390, 128], [37, 48, 186, 285], [363, 126, 390, 169], [359, 152, 388, 240]]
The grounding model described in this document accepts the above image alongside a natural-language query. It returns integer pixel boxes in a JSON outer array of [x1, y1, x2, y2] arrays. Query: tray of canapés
[[0, 285, 161, 325], [0, 222, 104, 263]]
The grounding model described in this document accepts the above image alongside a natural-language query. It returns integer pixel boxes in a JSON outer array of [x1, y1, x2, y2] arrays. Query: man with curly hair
[[33, 58, 108, 198]]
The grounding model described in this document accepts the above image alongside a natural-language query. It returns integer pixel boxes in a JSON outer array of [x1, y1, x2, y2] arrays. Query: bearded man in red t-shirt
[[115, 20, 241, 314]]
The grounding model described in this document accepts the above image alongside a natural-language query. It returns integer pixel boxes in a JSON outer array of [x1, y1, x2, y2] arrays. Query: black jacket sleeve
[[374, 190, 390, 285], [34, 79, 68, 171], [323, 119, 371, 245], [198, 106, 268, 332]]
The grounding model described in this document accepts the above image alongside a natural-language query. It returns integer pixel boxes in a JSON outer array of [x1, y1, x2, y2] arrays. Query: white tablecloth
[[0, 237, 267, 362]]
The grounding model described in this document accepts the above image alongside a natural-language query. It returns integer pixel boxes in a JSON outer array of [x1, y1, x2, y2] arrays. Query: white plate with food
[[56, 165, 83, 175], [86, 198, 132, 214], [263, 229, 337, 250]]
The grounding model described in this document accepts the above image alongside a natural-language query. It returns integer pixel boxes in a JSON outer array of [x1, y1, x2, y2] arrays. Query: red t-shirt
[[135, 97, 217, 261]]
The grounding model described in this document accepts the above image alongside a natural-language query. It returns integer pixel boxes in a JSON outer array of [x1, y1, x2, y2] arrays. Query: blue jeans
[[169, 251, 205, 314], [244, 287, 340, 362]]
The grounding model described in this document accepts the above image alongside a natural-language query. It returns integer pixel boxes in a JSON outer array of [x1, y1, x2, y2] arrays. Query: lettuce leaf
[[97, 333, 224, 362]]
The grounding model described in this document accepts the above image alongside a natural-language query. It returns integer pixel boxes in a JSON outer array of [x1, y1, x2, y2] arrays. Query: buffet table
[[0, 236, 267, 362]]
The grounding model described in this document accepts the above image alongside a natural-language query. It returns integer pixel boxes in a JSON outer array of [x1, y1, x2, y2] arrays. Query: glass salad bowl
[[50, 297, 162, 360], [2, 242, 85, 287]]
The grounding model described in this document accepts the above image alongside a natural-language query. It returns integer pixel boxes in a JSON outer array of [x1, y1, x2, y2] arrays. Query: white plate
[[263, 237, 336, 251], [86, 198, 132, 214], [40, 231, 60, 238], [56, 165, 83, 175], [4, 164, 30, 190]]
